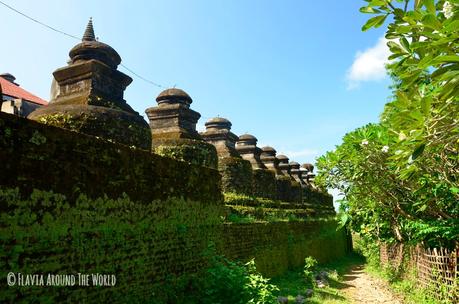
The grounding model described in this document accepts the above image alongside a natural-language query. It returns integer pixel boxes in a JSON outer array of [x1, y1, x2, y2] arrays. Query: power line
[[0, 0, 79, 40], [0, 0, 167, 89], [120, 64, 165, 88]]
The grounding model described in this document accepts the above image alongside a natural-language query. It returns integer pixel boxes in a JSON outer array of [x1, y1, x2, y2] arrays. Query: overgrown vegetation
[[155, 246, 279, 304], [353, 236, 451, 304], [271, 254, 364, 304], [316, 0, 458, 247], [303, 257, 319, 287]]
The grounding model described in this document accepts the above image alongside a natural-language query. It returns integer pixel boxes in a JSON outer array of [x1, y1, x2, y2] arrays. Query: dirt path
[[341, 265, 402, 304]]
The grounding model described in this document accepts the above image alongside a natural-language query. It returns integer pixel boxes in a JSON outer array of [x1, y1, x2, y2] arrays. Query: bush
[[303, 256, 318, 286]]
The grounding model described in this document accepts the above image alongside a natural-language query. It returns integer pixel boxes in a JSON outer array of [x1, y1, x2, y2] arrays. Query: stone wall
[[221, 221, 350, 277], [0, 188, 222, 303], [0, 111, 347, 303], [0, 112, 222, 204]]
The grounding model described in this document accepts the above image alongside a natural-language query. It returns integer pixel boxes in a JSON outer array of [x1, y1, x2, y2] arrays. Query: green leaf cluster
[[316, 0, 458, 248]]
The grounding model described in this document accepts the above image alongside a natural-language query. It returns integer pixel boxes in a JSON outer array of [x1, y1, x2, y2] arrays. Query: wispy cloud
[[346, 36, 390, 90]]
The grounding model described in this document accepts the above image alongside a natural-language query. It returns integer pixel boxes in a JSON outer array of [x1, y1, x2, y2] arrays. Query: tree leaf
[[423, 0, 436, 14], [411, 144, 425, 160], [422, 14, 442, 30], [362, 15, 388, 31], [400, 37, 411, 52], [432, 55, 459, 64], [360, 6, 382, 14]]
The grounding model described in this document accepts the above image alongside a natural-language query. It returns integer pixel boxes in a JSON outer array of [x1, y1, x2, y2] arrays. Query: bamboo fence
[[380, 243, 458, 302]]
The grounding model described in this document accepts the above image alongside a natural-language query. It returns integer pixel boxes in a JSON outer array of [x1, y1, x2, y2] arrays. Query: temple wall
[[0, 112, 222, 204], [0, 112, 347, 302]]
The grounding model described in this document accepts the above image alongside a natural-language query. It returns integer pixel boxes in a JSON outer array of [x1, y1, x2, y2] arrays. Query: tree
[[316, 0, 458, 247]]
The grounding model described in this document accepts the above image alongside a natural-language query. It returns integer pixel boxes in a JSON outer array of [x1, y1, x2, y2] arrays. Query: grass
[[365, 262, 448, 304], [270, 253, 364, 303], [353, 235, 449, 304]]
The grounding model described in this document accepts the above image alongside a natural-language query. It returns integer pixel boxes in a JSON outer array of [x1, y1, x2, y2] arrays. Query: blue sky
[[0, 0, 392, 167]]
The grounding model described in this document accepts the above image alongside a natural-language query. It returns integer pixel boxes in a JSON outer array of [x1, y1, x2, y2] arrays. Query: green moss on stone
[[218, 157, 253, 195], [0, 112, 222, 204], [153, 138, 218, 169], [0, 188, 223, 303], [33, 108, 151, 150]]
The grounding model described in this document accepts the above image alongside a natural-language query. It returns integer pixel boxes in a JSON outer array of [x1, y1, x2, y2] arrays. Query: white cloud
[[346, 36, 390, 90]]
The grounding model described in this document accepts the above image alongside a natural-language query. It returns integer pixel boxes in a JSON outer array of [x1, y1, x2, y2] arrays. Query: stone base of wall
[[220, 221, 350, 277]]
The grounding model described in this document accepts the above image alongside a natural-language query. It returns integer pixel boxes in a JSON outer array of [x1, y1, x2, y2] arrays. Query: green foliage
[[202, 256, 278, 304], [353, 234, 381, 269], [316, 0, 459, 248], [303, 256, 318, 286], [144, 246, 279, 304], [271, 254, 363, 304]]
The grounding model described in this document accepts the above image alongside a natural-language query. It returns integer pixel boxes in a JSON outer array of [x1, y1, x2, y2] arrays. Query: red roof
[[0, 77, 48, 106]]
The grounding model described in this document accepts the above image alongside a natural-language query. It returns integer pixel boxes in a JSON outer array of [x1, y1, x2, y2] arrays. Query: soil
[[341, 265, 403, 304]]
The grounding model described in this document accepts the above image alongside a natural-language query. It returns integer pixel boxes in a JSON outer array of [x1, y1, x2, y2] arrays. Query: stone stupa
[[201, 117, 252, 194], [29, 19, 151, 149], [145, 88, 217, 168]]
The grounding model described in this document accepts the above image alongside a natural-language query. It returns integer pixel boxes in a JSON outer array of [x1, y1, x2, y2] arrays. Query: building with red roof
[[0, 73, 48, 117]]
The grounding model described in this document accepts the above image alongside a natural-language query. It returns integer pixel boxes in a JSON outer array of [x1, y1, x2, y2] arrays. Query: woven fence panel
[[380, 244, 458, 302], [379, 243, 404, 270], [416, 246, 458, 301]]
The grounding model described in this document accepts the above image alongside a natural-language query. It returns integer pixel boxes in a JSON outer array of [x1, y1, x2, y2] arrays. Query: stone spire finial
[[82, 18, 95, 41], [68, 18, 121, 69]]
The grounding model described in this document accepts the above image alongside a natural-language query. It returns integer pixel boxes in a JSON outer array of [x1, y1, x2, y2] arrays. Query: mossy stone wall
[[252, 169, 277, 200], [0, 112, 348, 303], [275, 175, 292, 202], [220, 221, 350, 277], [218, 157, 253, 195], [153, 138, 218, 169], [0, 188, 223, 303], [289, 181, 303, 204], [0, 112, 222, 204], [302, 186, 335, 214]]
